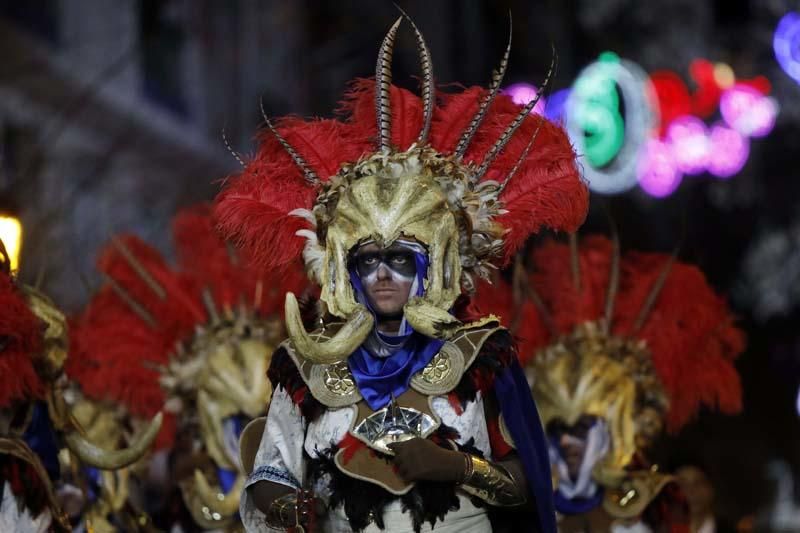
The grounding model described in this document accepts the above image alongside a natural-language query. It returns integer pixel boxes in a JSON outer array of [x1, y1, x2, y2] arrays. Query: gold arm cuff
[[264, 492, 298, 530], [459, 454, 527, 507]]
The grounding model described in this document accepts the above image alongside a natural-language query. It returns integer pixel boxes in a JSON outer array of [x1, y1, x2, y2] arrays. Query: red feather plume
[[475, 235, 744, 432], [215, 115, 372, 274], [215, 79, 588, 272], [172, 203, 307, 317], [0, 271, 45, 408], [469, 276, 547, 367], [450, 93, 588, 262], [69, 204, 308, 448], [68, 236, 203, 448]]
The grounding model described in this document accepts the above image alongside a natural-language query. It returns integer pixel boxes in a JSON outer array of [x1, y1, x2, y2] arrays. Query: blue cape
[[494, 358, 557, 533]]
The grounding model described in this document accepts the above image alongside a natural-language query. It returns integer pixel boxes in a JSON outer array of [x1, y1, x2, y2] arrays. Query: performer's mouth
[[373, 286, 397, 294]]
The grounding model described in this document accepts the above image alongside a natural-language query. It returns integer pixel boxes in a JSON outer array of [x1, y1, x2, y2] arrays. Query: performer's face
[[559, 433, 588, 480], [353, 241, 417, 318], [549, 415, 596, 480]]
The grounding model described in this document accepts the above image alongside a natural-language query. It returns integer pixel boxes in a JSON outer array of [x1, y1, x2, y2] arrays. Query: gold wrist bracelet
[[459, 454, 527, 507]]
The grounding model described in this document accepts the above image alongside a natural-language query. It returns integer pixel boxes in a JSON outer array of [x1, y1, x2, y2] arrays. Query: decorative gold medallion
[[421, 351, 452, 385], [324, 361, 356, 396]]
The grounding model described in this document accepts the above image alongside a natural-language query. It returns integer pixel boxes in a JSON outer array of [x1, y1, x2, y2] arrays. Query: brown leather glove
[[387, 438, 464, 483]]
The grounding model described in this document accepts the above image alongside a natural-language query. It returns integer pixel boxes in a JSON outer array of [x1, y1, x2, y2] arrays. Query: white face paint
[[352, 239, 426, 320]]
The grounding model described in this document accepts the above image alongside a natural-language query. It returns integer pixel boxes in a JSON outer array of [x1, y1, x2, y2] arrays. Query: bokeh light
[[720, 84, 778, 138], [637, 138, 682, 198], [774, 12, 800, 85], [504, 83, 547, 115], [0, 215, 23, 271], [544, 88, 571, 124], [666, 115, 710, 175], [650, 71, 692, 136], [714, 62, 735, 89], [796, 384, 800, 417], [707, 123, 750, 178], [566, 53, 655, 195], [689, 58, 723, 118], [514, 51, 772, 198]]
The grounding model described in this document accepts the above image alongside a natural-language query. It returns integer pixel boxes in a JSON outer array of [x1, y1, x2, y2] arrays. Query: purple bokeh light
[[665, 115, 710, 175], [720, 84, 778, 138], [544, 89, 571, 123], [707, 123, 750, 178], [504, 83, 547, 115], [637, 138, 683, 197], [774, 12, 800, 85]]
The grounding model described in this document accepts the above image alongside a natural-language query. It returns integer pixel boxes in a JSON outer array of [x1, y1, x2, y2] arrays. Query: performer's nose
[[376, 262, 392, 280]]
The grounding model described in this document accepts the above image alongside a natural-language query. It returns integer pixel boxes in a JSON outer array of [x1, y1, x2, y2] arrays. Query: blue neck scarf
[[347, 251, 444, 410]]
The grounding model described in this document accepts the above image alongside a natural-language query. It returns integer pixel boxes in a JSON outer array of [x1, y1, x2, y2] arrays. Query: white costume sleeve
[[240, 386, 308, 532]]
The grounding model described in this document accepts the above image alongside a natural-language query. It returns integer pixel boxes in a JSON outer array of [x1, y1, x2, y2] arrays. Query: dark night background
[[1, 0, 799, 523]]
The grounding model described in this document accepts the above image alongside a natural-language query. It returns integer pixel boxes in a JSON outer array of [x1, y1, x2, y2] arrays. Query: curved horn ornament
[[403, 297, 463, 339], [192, 469, 246, 518], [64, 412, 163, 470], [284, 292, 373, 363]]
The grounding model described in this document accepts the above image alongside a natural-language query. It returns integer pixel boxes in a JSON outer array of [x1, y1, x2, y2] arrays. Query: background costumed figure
[[0, 238, 161, 532], [68, 204, 305, 530], [473, 234, 745, 532]]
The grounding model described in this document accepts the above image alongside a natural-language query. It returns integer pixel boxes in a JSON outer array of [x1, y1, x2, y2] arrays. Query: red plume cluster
[[215, 79, 589, 272], [0, 271, 45, 408], [473, 235, 745, 432], [67, 204, 306, 448]]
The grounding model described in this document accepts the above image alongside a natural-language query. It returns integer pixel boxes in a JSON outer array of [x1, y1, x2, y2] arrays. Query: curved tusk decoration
[[403, 297, 462, 339], [193, 469, 246, 518], [284, 292, 373, 364], [64, 412, 163, 470]]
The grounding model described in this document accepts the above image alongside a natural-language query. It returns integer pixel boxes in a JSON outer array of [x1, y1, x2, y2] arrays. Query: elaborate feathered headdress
[[214, 16, 588, 364], [69, 204, 303, 440], [67, 204, 305, 528], [0, 240, 163, 531], [474, 235, 744, 515]]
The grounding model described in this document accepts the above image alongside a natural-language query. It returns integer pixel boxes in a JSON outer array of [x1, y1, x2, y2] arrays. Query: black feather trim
[[307, 424, 486, 532], [451, 329, 516, 409], [267, 347, 325, 422]]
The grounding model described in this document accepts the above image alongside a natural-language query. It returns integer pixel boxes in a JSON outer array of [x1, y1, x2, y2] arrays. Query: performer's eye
[[357, 254, 380, 270]]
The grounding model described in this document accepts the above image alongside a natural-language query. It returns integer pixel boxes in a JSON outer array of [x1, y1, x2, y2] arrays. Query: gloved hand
[[387, 438, 465, 483]]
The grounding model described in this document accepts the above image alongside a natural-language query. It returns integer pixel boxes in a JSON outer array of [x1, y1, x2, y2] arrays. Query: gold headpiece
[[217, 14, 588, 364]]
